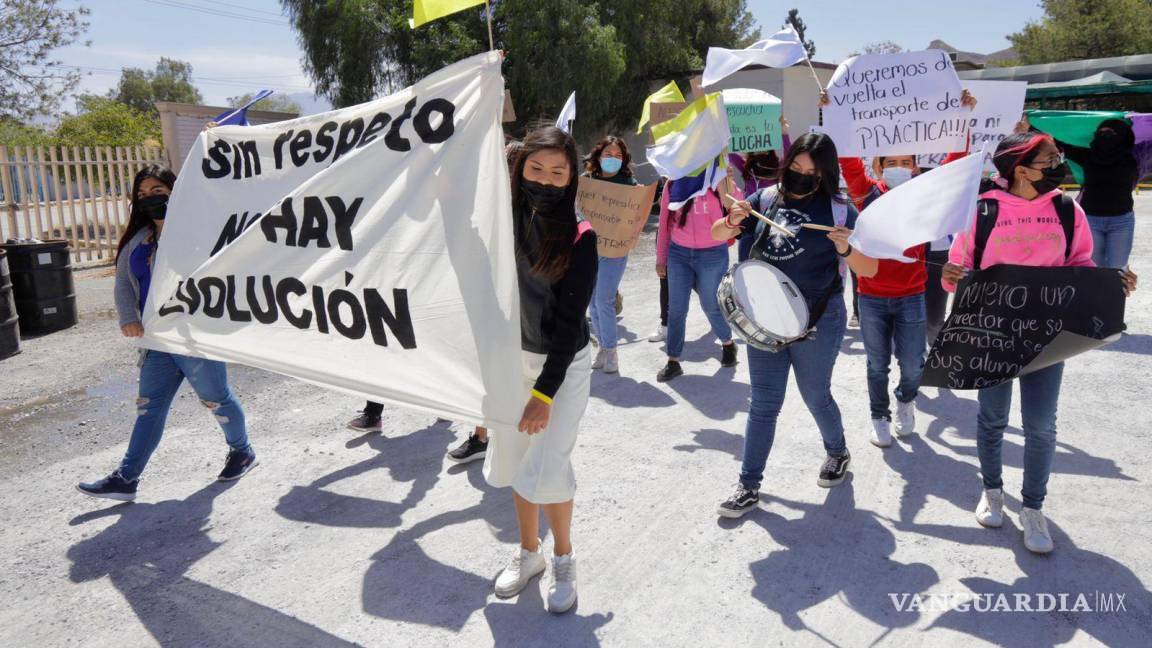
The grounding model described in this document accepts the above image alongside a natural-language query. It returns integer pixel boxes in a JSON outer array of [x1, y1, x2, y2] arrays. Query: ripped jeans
[[118, 350, 250, 481]]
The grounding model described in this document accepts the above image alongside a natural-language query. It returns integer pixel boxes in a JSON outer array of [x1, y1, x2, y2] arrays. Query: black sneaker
[[721, 343, 738, 367], [347, 412, 382, 432], [447, 434, 488, 464], [817, 452, 851, 488], [77, 472, 138, 502], [717, 484, 759, 518], [656, 360, 683, 383], [218, 449, 259, 481]]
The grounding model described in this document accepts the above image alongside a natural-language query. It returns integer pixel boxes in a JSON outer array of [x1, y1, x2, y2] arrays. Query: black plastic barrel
[[0, 248, 20, 359], [1, 240, 78, 335]]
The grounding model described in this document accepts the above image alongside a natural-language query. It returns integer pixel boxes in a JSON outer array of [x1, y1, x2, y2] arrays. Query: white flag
[[140, 52, 524, 428], [646, 93, 730, 180], [848, 150, 986, 262], [556, 91, 576, 133], [701, 27, 807, 87]]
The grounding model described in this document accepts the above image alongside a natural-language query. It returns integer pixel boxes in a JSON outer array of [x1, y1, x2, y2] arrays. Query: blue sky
[[55, 0, 1045, 114]]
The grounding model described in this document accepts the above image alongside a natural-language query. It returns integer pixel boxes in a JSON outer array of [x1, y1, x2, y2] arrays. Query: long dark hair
[[990, 132, 1053, 189], [511, 126, 581, 282], [584, 135, 633, 179], [116, 164, 176, 261], [743, 150, 780, 183], [1091, 118, 1135, 165], [777, 132, 845, 202]]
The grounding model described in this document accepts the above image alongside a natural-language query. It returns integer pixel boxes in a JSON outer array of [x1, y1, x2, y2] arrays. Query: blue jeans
[[1086, 212, 1135, 269], [739, 297, 847, 490], [858, 293, 926, 421], [118, 351, 250, 480], [976, 362, 1064, 510], [588, 256, 628, 350], [666, 242, 732, 359]]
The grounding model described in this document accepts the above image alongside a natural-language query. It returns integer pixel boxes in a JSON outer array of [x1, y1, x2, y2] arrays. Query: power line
[[63, 65, 313, 92], [138, 0, 290, 27], [196, 0, 287, 18]]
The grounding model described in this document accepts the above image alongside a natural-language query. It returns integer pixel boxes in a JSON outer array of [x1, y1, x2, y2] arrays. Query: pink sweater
[[944, 188, 1095, 292], [655, 187, 734, 265]]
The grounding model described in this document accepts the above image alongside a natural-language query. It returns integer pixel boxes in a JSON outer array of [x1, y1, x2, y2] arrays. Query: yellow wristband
[[530, 389, 553, 405]]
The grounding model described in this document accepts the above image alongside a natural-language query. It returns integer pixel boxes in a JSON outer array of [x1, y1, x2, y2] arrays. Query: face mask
[[783, 169, 820, 197], [599, 157, 623, 174], [135, 194, 169, 220], [882, 167, 913, 188], [1029, 163, 1067, 195], [520, 178, 567, 213]]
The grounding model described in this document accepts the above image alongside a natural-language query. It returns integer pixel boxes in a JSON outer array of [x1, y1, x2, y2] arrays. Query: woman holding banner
[[77, 165, 258, 502], [583, 135, 639, 374], [710, 133, 879, 518], [941, 132, 1138, 554], [485, 126, 595, 614]]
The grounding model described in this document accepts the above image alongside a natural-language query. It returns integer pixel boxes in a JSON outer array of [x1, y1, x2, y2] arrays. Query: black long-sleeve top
[[516, 212, 598, 398], [1057, 141, 1138, 216]]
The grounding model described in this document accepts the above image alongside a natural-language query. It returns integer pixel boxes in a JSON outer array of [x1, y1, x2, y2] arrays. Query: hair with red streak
[[991, 132, 1054, 182]]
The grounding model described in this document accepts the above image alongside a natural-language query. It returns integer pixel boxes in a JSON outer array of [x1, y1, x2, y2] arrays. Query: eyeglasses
[[1028, 152, 1065, 170]]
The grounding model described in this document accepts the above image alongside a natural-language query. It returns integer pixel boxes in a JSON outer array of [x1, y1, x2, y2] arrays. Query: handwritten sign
[[723, 88, 782, 153], [922, 265, 1127, 390], [919, 80, 1026, 168], [649, 102, 688, 128], [824, 49, 968, 157], [577, 178, 658, 258]]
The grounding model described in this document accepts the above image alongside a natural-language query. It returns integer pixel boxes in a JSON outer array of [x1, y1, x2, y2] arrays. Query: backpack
[[971, 193, 1076, 270]]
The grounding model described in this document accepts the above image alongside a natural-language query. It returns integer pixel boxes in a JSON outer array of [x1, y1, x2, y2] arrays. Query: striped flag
[[646, 93, 730, 180], [665, 156, 728, 211]]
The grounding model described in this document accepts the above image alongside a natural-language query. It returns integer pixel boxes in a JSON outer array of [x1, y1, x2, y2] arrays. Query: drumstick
[[799, 223, 837, 232], [724, 194, 795, 238]]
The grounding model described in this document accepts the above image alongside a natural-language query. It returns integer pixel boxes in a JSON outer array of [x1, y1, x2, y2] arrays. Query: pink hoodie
[[944, 188, 1095, 292], [655, 187, 735, 266]]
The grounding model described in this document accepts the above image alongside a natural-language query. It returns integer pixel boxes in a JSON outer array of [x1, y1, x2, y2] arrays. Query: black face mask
[[783, 169, 820, 197], [135, 194, 169, 221], [520, 179, 567, 214], [1029, 163, 1067, 195]]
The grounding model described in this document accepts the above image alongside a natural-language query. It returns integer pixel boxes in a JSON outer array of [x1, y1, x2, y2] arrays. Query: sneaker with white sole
[[648, 326, 667, 342], [494, 542, 547, 598], [1020, 507, 1054, 554], [546, 553, 577, 613], [870, 419, 893, 448], [603, 349, 618, 374], [347, 412, 382, 433], [817, 452, 851, 487], [717, 483, 759, 518], [895, 400, 916, 437], [591, 347, 607, 370], [76, 471, 138, 502], [975, 487, 1004, 528]]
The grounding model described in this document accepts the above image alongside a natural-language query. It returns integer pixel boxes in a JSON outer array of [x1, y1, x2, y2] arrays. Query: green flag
[[1027, 110, 1129, 183]]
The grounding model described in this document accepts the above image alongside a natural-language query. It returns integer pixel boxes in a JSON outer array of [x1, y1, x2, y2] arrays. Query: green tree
[[784, 8, 815, 59], [53, 97, 161, 147], [228, 92, 302, 114], [1008, 0, 1152, 64], [0, 118, 53, 146], [0, 0, 91, 120], [281, 0, 757, 136], [108, 58, 203, 113]]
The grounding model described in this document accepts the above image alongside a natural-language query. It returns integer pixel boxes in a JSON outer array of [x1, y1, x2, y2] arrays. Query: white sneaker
[[603, 349, 618, 374], [895, 400, 916, 436], [591, 347, 607, 370], [494, 542, 547, 598], [546, 553, 577, 613], [648, 326, 667, 342], [975, 488, 1004, 528], [869, 419, 893, 448], [1020, 507, 1054, 554]]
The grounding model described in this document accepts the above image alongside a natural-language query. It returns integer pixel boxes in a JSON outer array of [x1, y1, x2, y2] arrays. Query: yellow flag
[[412, 0, 485, 28], [636, 81, 685, 134]]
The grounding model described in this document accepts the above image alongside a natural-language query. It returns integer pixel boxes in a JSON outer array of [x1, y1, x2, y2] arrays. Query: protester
[[648, 179, 670, 344], [583, 135, 640, 374], [77, 165, 258, 501], [730, 115, 792, 262], [710, 133, 878, 518], [485, 126, 595, 614], [941, 132, 1139, 554], [655, 181, 739, 382]]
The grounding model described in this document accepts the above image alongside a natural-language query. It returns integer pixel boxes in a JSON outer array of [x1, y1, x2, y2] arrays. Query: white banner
[[919, 80, 1027, 169], [701, 27, 808, 87], [823, 50, 968, 157], [141, 52, 523, 428]]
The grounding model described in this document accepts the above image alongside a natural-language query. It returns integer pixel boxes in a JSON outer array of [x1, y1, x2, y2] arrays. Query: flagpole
[[485, 0, 495, 51], [803, 53, 824, 93]]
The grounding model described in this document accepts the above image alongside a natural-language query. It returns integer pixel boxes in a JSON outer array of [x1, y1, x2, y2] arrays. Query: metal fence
[[0, 145, 168, 264]]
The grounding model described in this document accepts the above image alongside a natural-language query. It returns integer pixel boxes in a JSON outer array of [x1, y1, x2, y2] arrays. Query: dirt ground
[[1, 197, 1150, 648]]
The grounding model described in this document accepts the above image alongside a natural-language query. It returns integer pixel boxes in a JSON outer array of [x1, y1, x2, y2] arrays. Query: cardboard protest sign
[[823, 49, 968, 157], [922, 265, 1127, 390], [577, 178, 658, 257], [649, 101, 688, 128], [140, 52, 524, 428], [919, 80, 1026, 168], [722, 88, 783, 153]]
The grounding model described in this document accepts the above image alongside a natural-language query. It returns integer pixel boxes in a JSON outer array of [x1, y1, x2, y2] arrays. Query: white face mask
[[882, 166, 914, 188]]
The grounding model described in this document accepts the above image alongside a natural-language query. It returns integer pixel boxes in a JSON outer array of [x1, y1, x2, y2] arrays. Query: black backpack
[[971, 193, 1077, 270]]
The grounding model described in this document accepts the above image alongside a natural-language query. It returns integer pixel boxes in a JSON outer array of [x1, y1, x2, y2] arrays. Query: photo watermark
[[889, 591, 1129, 613]]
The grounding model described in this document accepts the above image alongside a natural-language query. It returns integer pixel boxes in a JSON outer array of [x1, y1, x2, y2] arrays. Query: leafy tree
[[1008, 0, 1152, 64], [0, 0, 90, 120], [108, 58, 203, 114], [784, 8, 815, 59], [0, 118, 53, 146], [227, 92, 302, 114], [847, 41, 904, 58], [53, 97, 161, 147], [281, 0, 758, 137]]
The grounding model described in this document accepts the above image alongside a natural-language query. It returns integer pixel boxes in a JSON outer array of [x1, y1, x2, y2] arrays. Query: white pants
[[484, 345, 591, 504]]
